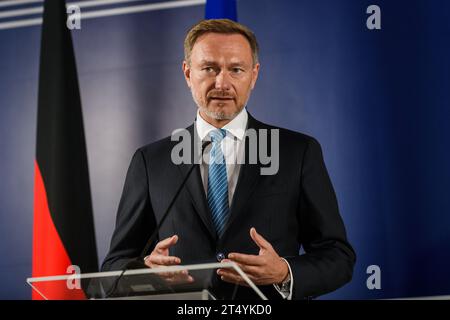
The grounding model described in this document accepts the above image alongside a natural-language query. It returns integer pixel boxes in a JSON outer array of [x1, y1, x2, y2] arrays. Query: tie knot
[[210, 129, 226, 143]]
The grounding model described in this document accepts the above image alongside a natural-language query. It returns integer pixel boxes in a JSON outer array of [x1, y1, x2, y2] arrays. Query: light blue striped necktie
[[207, 129, 229, 237]]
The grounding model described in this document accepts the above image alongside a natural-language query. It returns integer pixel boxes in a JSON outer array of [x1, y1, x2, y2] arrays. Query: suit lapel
[[177, 124, 217, 241]]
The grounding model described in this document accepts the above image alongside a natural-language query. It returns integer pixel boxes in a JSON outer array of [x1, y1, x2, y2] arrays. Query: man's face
[[183, 33, 260, 126]]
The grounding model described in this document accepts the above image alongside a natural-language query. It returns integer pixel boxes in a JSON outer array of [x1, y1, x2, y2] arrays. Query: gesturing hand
[[217, 228, 289, 286], [145, 235, 181, 268], [144, 235, 193, 284]]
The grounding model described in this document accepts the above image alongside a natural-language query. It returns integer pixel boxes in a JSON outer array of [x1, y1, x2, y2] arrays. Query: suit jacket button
[[216, 252, 225, 262]]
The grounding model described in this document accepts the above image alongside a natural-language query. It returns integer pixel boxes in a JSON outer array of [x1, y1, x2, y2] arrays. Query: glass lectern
[[27, 262, 267, 300]]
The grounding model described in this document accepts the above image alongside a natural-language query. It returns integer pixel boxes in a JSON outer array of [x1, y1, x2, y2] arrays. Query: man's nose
[[215, 71, 231, 90]]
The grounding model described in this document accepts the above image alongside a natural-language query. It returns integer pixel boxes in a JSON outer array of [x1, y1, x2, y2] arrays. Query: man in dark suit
[[102, 19, 355, 300]]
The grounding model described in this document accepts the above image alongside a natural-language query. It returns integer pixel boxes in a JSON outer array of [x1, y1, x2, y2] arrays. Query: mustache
[[207, 90, 235, 99]]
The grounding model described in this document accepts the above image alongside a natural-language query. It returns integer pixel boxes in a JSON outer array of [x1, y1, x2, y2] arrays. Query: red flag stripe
[[32, 161, 85, 300]]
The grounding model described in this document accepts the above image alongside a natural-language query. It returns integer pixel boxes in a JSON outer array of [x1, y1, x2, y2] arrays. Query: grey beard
[[198, 106, 240, 121], [191, 90, 244, 121]]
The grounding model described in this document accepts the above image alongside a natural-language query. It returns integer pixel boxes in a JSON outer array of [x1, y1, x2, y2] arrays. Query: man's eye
[[232, 68, 243, 74], [203, 67, 215, 72]]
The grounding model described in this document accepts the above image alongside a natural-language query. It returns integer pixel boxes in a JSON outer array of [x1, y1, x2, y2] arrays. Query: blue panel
[[205, 0, 237, 21]]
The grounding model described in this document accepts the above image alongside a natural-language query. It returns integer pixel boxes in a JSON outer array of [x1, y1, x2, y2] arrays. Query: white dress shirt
[[196, 108, 247, 206], [195, 108, 293, 300]]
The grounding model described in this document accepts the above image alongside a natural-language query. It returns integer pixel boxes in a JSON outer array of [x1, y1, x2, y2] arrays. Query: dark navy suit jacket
[[102, 114, 356, 299]]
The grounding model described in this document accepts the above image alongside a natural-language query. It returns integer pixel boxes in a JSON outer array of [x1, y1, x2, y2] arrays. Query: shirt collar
[[196, 108, 248, 141]]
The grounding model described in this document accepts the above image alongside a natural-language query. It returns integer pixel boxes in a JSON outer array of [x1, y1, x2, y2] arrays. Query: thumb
[[156, 235, 178, 250], [250, 227, 272, 250]]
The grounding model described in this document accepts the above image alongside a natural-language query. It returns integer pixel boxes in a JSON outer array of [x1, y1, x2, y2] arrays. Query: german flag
[[33, 0, 98, 300]]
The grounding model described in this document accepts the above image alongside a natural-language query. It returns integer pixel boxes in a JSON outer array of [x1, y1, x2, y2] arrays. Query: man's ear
[[250, 63, 260, 90], [182, 60, 191, 88]]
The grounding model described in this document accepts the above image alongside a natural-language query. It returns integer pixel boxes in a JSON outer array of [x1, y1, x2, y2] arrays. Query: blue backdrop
[[0, 0, 449, 299]]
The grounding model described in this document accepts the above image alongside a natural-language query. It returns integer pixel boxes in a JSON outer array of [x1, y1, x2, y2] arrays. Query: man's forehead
[[191, 33, 253, 62], [193, 33, 251, 51]]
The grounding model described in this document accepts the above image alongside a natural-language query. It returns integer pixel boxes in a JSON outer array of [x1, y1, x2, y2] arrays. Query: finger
[[220, 258, 235, 266], [155, 235, 178, 250], [144, 258, 153, 268], [158, 270, 189, 278], [158, 270, 193, 283], [218, 271, 249, 286], [228, 252, 264, 266], [148, 255, 181, 266], [217, 268, 239, 277], [164, 274, 195, 285], [250, 227, 272, 250], [218, 268, 241, 280], [234, 264, 261, 277], [220, 259, 261, 277], [219, 264, 261, 282], [170, 275, 194, 284]]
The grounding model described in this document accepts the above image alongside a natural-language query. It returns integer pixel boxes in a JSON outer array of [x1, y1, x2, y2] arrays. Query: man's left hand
[[217, 227, 289, 286]]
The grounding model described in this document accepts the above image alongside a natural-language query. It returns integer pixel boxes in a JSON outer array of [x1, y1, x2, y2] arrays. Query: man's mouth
[[210, 97, 233, 100]]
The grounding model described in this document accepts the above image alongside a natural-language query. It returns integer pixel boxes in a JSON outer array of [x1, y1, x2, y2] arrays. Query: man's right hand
[[144, 235, 181, 268], [144, 235, 194, 284]]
